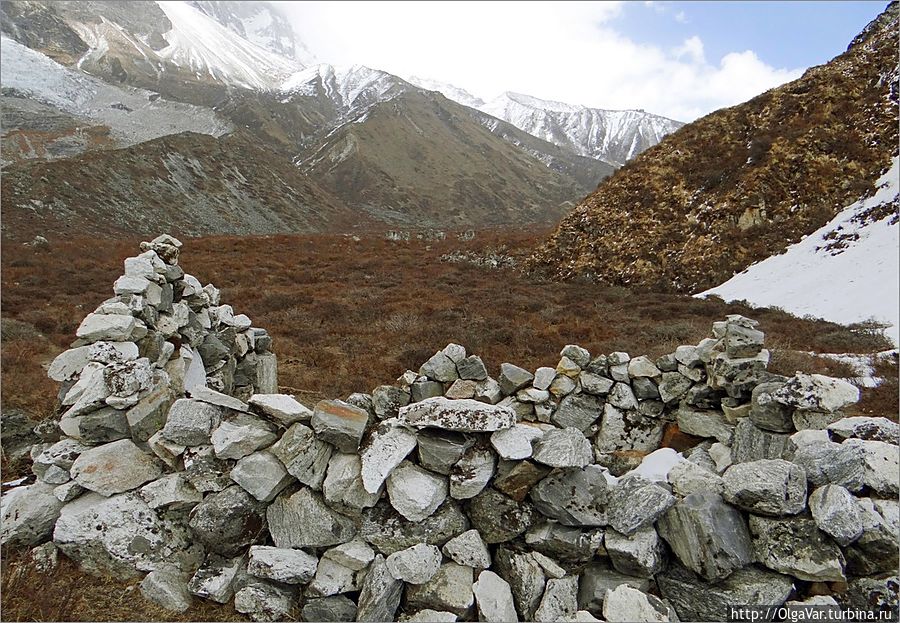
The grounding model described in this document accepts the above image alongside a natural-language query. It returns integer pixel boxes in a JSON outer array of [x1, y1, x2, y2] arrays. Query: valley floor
[[1, 229, 897, 621]]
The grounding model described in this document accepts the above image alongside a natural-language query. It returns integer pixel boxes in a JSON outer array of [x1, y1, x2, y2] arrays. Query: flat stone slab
[[247, 545, 319, 584], [248, 394, 312, 426], [71, 439, 163, 496], [532, 427, 593, 468], [399, 397, 516, 432], [312, 400, 369, 452], [360, 419, 418, 494]]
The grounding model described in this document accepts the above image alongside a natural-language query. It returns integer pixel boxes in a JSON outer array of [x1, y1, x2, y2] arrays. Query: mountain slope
[[531, 2, 898, 293], [702, 157, 899, 343]]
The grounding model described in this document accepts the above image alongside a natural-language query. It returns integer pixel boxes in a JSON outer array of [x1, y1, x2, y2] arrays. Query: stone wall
[[1, 237, 898, 622]]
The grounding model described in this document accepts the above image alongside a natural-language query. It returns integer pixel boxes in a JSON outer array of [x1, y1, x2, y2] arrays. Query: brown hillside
[[530, 2, 899, 292]]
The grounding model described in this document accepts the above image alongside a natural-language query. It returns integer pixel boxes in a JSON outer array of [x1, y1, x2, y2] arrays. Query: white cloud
[[275, 1, 804, 122]]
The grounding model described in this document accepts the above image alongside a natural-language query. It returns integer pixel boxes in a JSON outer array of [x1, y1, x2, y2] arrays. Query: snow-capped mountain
[[480, 92, 683, 166], [187, 1, 318, 66], [281, 64, 408, 114], [406, 76, 486, 109], [702, 157, 900, 345]]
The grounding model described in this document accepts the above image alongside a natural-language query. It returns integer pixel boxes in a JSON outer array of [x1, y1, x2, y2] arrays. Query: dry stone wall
[[1, 237, 898, 622]]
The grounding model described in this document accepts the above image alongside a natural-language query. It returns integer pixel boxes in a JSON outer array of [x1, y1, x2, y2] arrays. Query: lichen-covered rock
[[140, 569, 193, 613], [490, 424, 542, 460], [442, 529, 491, 569], [552, 393, 604, 431], [270, 422, 332, 490], [842, 438, 899, 497], [267, 488, 356, 549], [400, 397, 516, 432], [828, 416, 899, 443], [530, 465, 608, 526], [360, 419, 417, 493], [772, 373, 860, 413], [535, 576, 579, 622], [70, 439, 163, 496], [188, 485, 266, 556], [605, 525, 666, 578], [247, 545, 318, 584], [789, 439, 865, 491], [360, 500, 468, 555], [532, 427, 592, 468], [722, 459, 807, 516], [1, 482, 64, 547], [607, 475, 675, 535], [188, 554, 243, 604], [449, 446, 495, 499], [468, 489, 537, 543], [494, 547, 546, 621], [808, 485, 864, 546], [405, 563, 474, 618], [749, 515, 846, 582]]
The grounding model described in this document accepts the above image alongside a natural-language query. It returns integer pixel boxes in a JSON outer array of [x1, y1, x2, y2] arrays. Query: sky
[[276, 1, 885, 122]]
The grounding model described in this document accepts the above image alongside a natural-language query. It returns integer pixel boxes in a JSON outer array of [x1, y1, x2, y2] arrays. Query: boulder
[[360, 419, 417, 493], [789, 439, 865, 491], [657, 491, 752, 582], [248, 394, 311, 426], [270, 422, 333, 489], [54, 492, 203, 578], [842, 438, 899, 496], [76, 313, 137, 343], [607, 475, 675, 535], [845, 497, 899, 576], [182, 445, 230, 493], [371, 386, 411, 419], [722, 459, 807, 516], [323, 540, 375, 571], [530, 465, 608, 526], [230, 451, 294, 503], [139, 473, 203, 510], [417, 429, 472, 474], [411, 380, 445, 402], [307, 557, 356, 597], [749, 381, 794, 432], [385, 543, 442, 584], [524, 522, 603, 563], [311, 399, 369, 452], [448, 380, 479, 400], [607, 383, 638, 410], [267, 488, 356, 549], [468, 489, 536, 543], [828, 416, 899, 443], [594, 405, 665, 454], [731, 419, 791, 463], [808, 485, 864, 546], [532, 427, 592, 468], [628, 356, 661, 378], [247, 545, 318, 584], [494, 460, 552, 501], [442, 529, 491, 569], [772, 373, 860, 413], [676, 406, 734, 444], [658, 372, 692, 403], [420, 351, 460, 383], [605, 525, 666, 577], [406, 563, 475, 618], [399, 397, 515, 432], [387, 461, 448, 521], [0, 482, 64, 547], [457, 355, 488, 381], [667, 460, 724, 497], [748, 515, 846, 582], [449, 446, 495, 499], [188, 485, 266, 556], [71, 439, 163, 496], [140, 569, 193, 613]]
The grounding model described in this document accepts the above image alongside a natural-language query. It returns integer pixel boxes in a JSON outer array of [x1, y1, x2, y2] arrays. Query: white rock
[[668, 460, 724, 497], [0, 482, 64, 546], [531, 552, 566, 579], [809, 485, 864, 546], [114, 275, 152, 295], [534, 576, 579, 623], [442, 343, 467, 363], [360, 419, 417, 494], [308, 557, 357, 596], [603, 584, 672, 622], [61, 362, 110, 417], [608, 383, 639, 410], [248, 394, 312, 425], [140, 569, 193, 612], [248, 545, 318, 584], [140, 473, 203, 509], [842, 439, 899, 496], [189, 385, 249, 412], [146, 432, 186, 468], [76, 313, 136, 342], [231, 451, 294, 503], [49, 342, 139, 382], [628, 356, 661, 378], [772, 373, 860, 413], [387, 462, 448, 521], [533, 367, 557, 391], [491, 424, 543, 460], [234, 582, 295, 622], [473, 570, 518, 622], [442, 529, 491, 569], [708, 442, 733, 473], [323, 452, 381, 511], [386, 543, 443, 584], [323, 540, 375, 571], [450, 447, 495, 499], [188, 555, 243, 603], [211, 415, 278, 460], [54, 481, 86, 503], [402, 610, 458, 622], [532, 427, 593, 468], [399, 397, 516, 432], [71, 439, 163, 496], [183, 346, 207, 391]]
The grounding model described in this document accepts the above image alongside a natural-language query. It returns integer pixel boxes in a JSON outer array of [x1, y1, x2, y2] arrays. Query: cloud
[[275, 1, 803, 122]]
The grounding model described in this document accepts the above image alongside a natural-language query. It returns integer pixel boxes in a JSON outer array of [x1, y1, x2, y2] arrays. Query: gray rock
[[70, 439, 162, 496], [533, 427, 592, 468], [808, 485, 863, 546], [356, 555, 404, 622], [607, 475, 675, 535], [843, 438, 899, 496], [628, 356, 661, 378], [412, 380, 445, 402], [516, 386, 549, 403], [722, 459, 807, 516], [323, 540, 375, 570], [474, 377, 503, 404], [139, 473, 203, 510], [749, 514, 845, 581], [140, 569, 193, 612], [421, 351, 460, 383], [633, 378, 661, 401], [577, 563, 651, 616], [386, 543, 442, 584], [772, 373, 859, 413], [468, 489, 537, 543], [400, 397, 516, 432], [302, 596, 357, 622], [271, 422, 333, 489], [845, 497, 899, 576], [360, 500, 468, 555], [372, 386, 411, 420], [29, 542, 58, 572], [247, 545, 317, 584], [442, 528, 491, 569], [841, 577, 899, 622], [211, 414, 277, 460], [359, 419, 417, 493], [248, 393, 312, 426], [531, 465, 608, 526], [323, 452, 380, 512], [1, 482, 64, 546], [230, 451, 294, 503], [457, 355, 488, 381], [658, 372, 692, 403], [406, 562, 474, 618], [549, 374, 578, 399], [387, 461, 448, 521], [595, 404, 666, 454], [657, 491, 752, 581], [234, 581, 296, 622], [667, 460, 724, 497], [61, 406, 131, 444], [609, 363, 630, 383], [579, 372, 613, 396], [535, 576, 579, 622], [491, 424, 542, 460], [607, 383, 638, 410], [307, 557, 357, 597], [557, 356, 583, 378], [828, 416, 899, 443], [161, 398, 225, 446], [182, 445, 231, 493], [418, 429, 473, 474], [188, 386, 250, 412], [724, 322, 764, 358], [60, 362, 110, 418], [732, 419, 791, 463], [449, 447, 495, 499], [605, 525, 666, 577], [448, 380, 479, 400], [525, 522, 603, 563], [267, 488, 356, 549], [603, 584, 674, 622], [658, 563, 793, 622], [494, 460, 552, 501], [76, 313, 137, 343], [124, 376, 174, 442], [532, 366, 557, 391], [676, 406, 734, 443], [473, 570, 518, 622], [789, 439, 865, 491], [552, 393, 604, 431], [54, 492, 202, 577], [54, 481, 86, 503], [494, 547, 546, 620], [188, 554, 243, 603], [189, 485, 266, 556], [499, 363, 535, 396], [32, 438, 88, 479], [561, 345, 591, 368], [311, 399, 369, 452], [749, 381, 794, 432]]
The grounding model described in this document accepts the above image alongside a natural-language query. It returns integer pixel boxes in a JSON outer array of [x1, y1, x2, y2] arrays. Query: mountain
[[406, 75, 486, 109], [530, 2, 898, 294], [480, 92, 684, 167], [701, 156, 899, 343]]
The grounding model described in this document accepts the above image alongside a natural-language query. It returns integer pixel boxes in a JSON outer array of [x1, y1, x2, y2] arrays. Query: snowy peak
[[406, 76, 486, 109], [480, 92, 684, 166], [281, 64, 409, 112]]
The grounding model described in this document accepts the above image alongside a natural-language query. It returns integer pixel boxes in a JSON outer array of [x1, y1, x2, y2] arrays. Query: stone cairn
[[2, 236, 898, 622]]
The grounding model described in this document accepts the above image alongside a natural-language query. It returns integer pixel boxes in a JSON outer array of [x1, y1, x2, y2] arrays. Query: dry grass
[[1, 228, 896, 621]]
